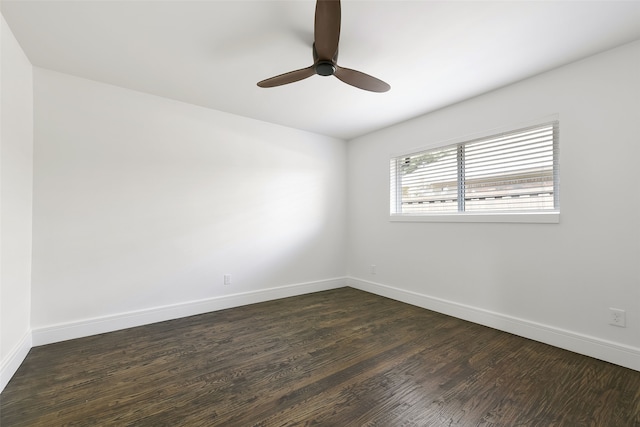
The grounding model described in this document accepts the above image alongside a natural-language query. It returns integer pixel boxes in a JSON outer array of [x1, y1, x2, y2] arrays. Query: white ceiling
[[3, 0, 640, 140]]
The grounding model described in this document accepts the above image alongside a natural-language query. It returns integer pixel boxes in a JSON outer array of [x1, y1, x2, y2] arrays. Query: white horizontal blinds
[[389, 159, 400, 214], [391, 120, 559, 215], [464, 122, 558, 212], [397, 146, 459, 213]]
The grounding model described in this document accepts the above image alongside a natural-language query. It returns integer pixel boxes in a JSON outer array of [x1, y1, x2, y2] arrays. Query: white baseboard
[[347, 277, 640, 372], [1, 330, 33, 393], [32, 277, 347, 347]]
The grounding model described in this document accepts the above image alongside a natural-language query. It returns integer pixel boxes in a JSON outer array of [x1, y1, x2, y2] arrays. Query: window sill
[[389, 212, 560, 224]]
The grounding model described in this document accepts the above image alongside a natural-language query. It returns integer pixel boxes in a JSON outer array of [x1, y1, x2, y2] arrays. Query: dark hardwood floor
[[2, 288, 639, 426]]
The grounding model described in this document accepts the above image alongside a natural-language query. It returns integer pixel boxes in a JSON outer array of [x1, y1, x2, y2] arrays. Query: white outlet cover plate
[[609, 308, 626, 327]]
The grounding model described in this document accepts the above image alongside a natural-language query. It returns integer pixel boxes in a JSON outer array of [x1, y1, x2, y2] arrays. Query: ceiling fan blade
[[257, 66, 316, 88], [314, 0, 341, 60], [334, 66, 390, 92]]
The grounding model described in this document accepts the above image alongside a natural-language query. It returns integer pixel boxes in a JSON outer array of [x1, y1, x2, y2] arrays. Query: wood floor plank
[[2, 288, 639, 426]]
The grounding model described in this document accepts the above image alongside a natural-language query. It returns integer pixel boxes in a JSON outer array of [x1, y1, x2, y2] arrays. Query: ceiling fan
[[257, 0, 390, 93]]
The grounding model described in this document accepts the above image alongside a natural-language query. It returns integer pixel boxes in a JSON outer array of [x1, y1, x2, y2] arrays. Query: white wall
[[1, 14, 33, 391], [347, 41, 640, 370], [31, 69, 347, 340]]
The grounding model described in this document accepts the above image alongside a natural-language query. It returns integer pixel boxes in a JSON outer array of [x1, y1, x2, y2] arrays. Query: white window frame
[[390, 116, 560, 224]]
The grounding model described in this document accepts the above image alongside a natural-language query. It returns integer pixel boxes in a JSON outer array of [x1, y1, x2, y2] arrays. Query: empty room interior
[[1, 0, 640, 425]]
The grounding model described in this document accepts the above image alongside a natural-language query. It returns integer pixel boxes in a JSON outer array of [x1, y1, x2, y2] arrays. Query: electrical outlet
[[224, 274, 232, 286], [609, 308, 626, 327], [370, 264, 376, 275]]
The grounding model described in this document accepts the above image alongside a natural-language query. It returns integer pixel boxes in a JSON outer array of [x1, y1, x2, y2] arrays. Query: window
[[390, 121, 559, 222]]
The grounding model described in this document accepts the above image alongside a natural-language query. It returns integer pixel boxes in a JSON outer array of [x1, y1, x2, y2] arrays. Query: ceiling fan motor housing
[[316, 61, 336, 76]]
